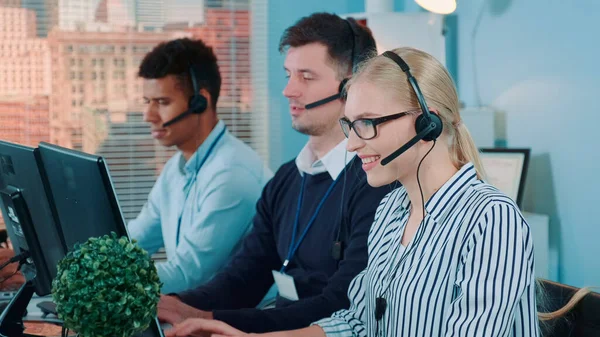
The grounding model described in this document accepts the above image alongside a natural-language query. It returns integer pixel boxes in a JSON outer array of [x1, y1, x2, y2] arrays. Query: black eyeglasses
[[339, 110, 418, 140]]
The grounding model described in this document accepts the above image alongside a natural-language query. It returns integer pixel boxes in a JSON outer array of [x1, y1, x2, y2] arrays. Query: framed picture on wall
[[479, 148, 531, 208]]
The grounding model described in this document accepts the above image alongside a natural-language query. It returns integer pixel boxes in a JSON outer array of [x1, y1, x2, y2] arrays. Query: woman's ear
[[428, 108, 440, 116]]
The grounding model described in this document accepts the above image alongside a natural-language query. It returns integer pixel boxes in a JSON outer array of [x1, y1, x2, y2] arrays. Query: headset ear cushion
[[188, 94, 208, 114], [415, 111, 443, 142], [339, 78, 350, 101]]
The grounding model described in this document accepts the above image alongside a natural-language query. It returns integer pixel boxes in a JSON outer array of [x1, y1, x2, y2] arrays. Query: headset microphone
[[305, 79, 349, 110], [162, 109, 194, 128], [378, 51, 443, 167], [161, 41, 208, 128], [380, 122, 437, 166]]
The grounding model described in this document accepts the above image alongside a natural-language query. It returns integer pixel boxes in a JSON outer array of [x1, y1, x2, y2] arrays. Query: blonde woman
[[166, 47, 560, 337]]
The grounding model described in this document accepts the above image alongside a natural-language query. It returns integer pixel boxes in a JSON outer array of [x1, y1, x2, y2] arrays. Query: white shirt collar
[[295, 139, 356, 180]]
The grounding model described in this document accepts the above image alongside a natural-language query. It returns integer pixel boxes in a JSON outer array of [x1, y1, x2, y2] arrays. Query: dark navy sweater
[[177, 156, 396, 333]]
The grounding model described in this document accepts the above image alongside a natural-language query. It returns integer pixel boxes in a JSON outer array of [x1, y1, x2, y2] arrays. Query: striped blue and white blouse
[[314, 163, 539, 337]]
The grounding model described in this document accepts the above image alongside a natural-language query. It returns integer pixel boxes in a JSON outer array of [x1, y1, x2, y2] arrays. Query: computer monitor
[[37, 143, 128, 250], [0, 140, 68, 337], [0, 140, 66, 296], [37, 142, 164, 337]]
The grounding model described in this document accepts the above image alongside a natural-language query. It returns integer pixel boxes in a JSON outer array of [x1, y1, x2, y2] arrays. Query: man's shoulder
[[219, 133, 264, 164], [210, 134, 271, 179], [273, 158, 298, 176], [262, 159, 298, 188]]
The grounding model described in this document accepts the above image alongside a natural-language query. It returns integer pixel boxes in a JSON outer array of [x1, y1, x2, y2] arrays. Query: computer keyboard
[[0, 291, 17, 301]]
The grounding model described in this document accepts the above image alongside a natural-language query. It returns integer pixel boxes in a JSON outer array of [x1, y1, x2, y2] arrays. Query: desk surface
[[20, 295, 167, 337], [22, 295, 67, 337], [23, 323, 73, 337]]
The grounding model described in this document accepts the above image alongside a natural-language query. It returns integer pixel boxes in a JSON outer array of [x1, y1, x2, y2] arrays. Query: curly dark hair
[[138, 38, 221, 109], [279, 12, 377, 79]]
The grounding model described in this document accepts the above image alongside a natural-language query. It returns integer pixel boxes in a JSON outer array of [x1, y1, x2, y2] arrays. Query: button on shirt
[[315, 163, 539, 337], [128, 121, 273, 294]]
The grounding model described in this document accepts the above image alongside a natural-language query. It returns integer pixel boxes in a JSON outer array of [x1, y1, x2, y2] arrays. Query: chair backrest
[[539, 279, 600, 337]]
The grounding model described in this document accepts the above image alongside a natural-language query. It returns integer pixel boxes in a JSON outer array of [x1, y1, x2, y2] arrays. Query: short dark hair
[[278, 12, 377, 79], [138, 38, 221, 109]]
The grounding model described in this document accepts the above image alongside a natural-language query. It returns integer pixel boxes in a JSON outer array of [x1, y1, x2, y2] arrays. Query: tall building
[[0, 7, 51, 97], [135, 0, 165, 31], [95, 0, 134, 27], [21, 0, 58, 37], [56, 0, 96, 31], [0, 0, 21, 7], [0, 5, 36, 38]]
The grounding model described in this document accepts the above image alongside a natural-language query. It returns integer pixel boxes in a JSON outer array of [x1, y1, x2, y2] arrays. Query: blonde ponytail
[[536, 280, 594, 321], [451, 122, 486, 180]]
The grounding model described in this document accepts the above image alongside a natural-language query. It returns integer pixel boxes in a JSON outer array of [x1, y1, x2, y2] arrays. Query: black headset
[[305, 18, 374, 109], [161, 40, 209, 128], [373, 52, 445, 334], [379, 50, 444, 165]]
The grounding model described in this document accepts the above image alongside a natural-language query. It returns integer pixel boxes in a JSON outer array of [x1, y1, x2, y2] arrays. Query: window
[[0, 0, 270, 236]]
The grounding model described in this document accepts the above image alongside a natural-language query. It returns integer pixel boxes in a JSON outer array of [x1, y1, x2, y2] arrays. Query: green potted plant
[[52, 232, 162, 337]]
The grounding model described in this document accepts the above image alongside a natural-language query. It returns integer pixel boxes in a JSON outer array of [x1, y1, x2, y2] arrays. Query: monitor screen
[[0, 140, 66, 296], [37, 142, 128, 250]]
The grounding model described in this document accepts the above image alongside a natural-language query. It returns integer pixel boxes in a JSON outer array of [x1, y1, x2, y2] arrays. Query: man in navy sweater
[[158, 12, 396, 333]]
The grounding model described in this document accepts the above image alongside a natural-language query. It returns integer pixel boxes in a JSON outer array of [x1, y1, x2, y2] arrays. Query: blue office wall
[[454, 0, 599, 287]]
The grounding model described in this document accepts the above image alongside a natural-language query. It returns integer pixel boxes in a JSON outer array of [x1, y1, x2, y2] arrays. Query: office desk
[[22, 295, 68, 337], [19, 296, 167, 337]]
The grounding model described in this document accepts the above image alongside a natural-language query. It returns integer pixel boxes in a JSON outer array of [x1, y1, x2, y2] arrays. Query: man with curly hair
[[128, 38, 273, 294]]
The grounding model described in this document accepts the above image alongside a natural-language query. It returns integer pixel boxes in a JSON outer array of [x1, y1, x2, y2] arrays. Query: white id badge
[[272, 270, 299, 301]]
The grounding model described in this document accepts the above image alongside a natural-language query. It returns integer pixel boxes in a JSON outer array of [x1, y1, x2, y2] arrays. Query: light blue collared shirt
[[128, 120, 273, 294]]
